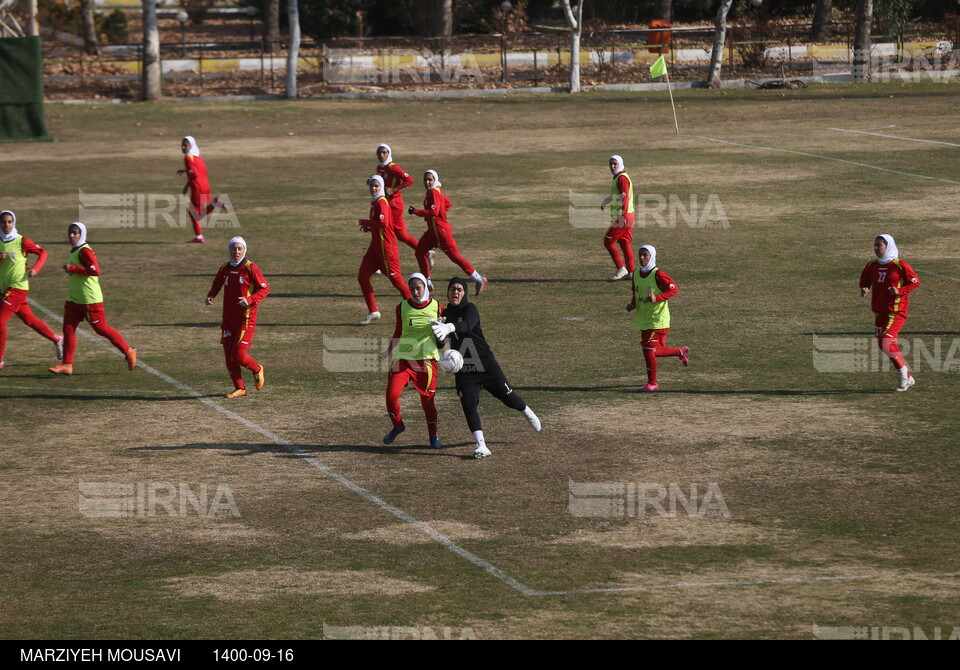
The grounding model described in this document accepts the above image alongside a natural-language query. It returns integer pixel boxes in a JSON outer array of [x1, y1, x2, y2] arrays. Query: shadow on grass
[[487, 278, 610, 284], [136, 321, 358, 327], [522, 385, 889, 395], [6, 392, 214, 401], [173, 273, 357, 279], [130, 441, 479, 459], [804, 331, 960, 336]]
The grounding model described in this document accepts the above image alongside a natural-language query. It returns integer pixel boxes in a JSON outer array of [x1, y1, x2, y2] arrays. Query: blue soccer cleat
[[429, 435, 442, 450], [383, 424, 405, 444]]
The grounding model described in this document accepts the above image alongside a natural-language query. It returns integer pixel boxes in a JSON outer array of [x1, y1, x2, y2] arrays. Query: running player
[[859, 234, 920, 391], [375, 143, 419, 253], [600, 154, 635, 281], [49, 223, 136, 376], [380, 273, 443, 449], [0, 210, 63, 369], [626, 245, 688, 392], [178, 136, 227, 244], [410, 170, 487, 295], [205, 236, 268, 398], [431, 277, 541, 459], [358, 175, 412, 325]]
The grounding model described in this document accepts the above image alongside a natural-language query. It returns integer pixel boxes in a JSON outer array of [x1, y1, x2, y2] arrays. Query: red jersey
[[860, 259, 920, 316], [412, 187, 452, 237], [184, 154, 211, 197], [66, 247, 99, 276], [207, 259, 270, 328], [360, 196, 399, 260], [376, 162, 413, 211]]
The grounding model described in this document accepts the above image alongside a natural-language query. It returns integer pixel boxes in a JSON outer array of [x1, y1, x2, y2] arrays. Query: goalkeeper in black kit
[[430, 277, 541, 459]]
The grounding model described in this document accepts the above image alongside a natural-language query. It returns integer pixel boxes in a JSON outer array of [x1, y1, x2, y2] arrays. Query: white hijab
[[639, 244, 657, 273], [70, 222, 88, 248], [610, 154, 625, 175], [425, 169, 441, 190], [877, 234, 899, 265], [408, 272, 430, 303], [369, 175, 386, 202], [228, 236, 247, 267], [0, 210, 18, 243], [377, 143, 392, 167], [183, 136, 200, 157]]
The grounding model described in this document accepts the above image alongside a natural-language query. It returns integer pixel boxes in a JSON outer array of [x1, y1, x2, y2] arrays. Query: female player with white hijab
[[177, 136, 227, 244], [375, 143, 419, 253], [358, 174, 411, 325], [599, 154, 635, 281], [626, 244, 689, 392], [859, 234, 920, 391], [0, 210, 63, 369], [205, 236, 269, 398]]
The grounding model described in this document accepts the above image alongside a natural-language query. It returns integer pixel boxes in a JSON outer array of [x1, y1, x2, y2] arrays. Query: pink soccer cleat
[[679, 346, 690, 367], [639, 383, 659, 392]]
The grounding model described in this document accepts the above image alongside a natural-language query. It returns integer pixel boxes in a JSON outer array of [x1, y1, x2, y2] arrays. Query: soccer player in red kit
[[410, 170, 487, 295], [358, 175, 412, 325], [375, 143, 419, 253], [626, 245, 689, 392], [205, 236, 268, 398], [859, 234, 920, 391], [0, 210, 63, 369], [178, 136, 227, 244], [600, 154, 635, 281], [379, 273, 443, 449], [49, 222, 136, 376]]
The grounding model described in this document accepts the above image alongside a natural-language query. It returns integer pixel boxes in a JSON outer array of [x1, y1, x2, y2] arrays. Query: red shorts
[[222, 321, 257, 349], [875, 312, 906, 340], [604, 214, 634, 243], [1, 287, 29, 314], [640, 328, 670, 348], [389, 358, 438, 397], [64, 300, 111, 326]]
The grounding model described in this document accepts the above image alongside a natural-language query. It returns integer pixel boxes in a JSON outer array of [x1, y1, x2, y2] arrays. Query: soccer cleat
[[125, 348, 137, 371], [639, 383, 659, 392], [896, 375, 916, 392], [359, 311, 381, 326], [475, 276, 487, 295], [254, 365, 266, 391], [54, 334, 64, 361], [383, 424, 405, 444], [428, 249, 436, 268], [48, 363, 73, 376], [474, 444, 491, 459], [374, 269, 382, 275], [610, 267, 629, 281], [226, 388, 247, 398], [213, 197, 229, 213], [188, 237, 205, 244], [429, 435, 442, 450], [678, 346, 690, 367], [524, 408, 542, 432]]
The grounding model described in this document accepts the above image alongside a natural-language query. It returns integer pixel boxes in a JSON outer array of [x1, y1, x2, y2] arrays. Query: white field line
[[680, 133, 960, 186], [24, 298, 538, 597], [795, 242, 960, 282], [21, 298, 960, 598], [828, 127, 960, 148]]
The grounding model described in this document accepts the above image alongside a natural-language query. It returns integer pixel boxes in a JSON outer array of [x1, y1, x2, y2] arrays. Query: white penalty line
[[795, 242, 960, 282], [25, 298, 537, 597], [828, 127, 960, 148], [680, 133, 960, 186]]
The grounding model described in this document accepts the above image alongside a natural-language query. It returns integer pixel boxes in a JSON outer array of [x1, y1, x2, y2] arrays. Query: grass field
[[2, 82, 960, 640]]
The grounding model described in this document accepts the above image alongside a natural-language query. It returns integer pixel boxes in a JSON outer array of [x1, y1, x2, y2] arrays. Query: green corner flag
[[650, 55, 667, 79]]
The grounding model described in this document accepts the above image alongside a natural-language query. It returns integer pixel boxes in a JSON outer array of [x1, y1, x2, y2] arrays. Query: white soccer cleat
[[427, 278, 434, 290], [55, 334, 64, 361], [896, 375, 916, 392], [474, 444, 491, 459], [428, 250, 436, 268], [524, 408, 541, 432], [610, 267, 629, 281], [359, 311, 381, 325]]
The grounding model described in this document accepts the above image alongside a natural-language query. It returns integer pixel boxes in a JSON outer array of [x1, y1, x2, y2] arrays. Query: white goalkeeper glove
[[429, 318, 455, 340]]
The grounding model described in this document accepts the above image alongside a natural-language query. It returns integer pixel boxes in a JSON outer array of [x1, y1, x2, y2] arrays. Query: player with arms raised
[[859, 234, 920, 391]]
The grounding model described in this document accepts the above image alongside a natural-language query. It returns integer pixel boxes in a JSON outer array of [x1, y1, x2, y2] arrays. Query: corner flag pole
[[650, 52, 680, 135], [664, 64, 680, 136]]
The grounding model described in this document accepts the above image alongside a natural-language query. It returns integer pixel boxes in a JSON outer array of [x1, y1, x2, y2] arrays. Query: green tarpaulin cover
[[0, 36, 51, 141]]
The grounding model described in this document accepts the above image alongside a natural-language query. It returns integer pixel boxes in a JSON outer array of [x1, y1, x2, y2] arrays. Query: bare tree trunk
[[264, 0, 280, 53], [853, 0, 874, 82], [560, 0, 584, 93], [81, 0, 98, 55], [810, 0, 833, 41], [28, 0, 39, 36], [441, 0, 453, 38], [141, 0, 161, 101], [285, 0, 301, 99], [653, 0, 671, 23], [705, 0, 733, 88]]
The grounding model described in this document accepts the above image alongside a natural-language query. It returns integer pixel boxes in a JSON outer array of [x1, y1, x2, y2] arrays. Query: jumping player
[[375, 143, 419, 253], [49, 222, 136, 376], [380, 273, 443, 449], [358, 175, 411, 325], [859, 234, 920, 391], [410, 170, 487, 295], [0, 210, 63, 369], [431, 277, 541, 459], [178, 136, 227, 244], [626, 245, 688, 392], [205, 236, 268, 398], [600, 154, 635, 281]]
